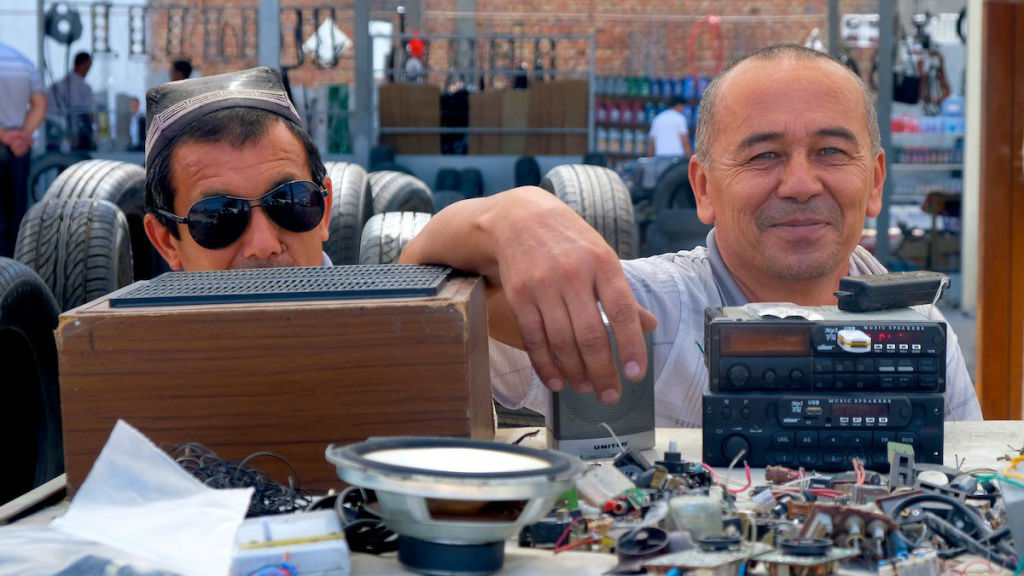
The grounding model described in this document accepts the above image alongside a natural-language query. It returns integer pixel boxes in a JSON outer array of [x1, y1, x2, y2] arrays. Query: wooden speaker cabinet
[[56, 274, 493, 493]]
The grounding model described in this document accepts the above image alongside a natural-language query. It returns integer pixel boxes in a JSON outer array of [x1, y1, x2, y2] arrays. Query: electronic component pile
[[517, 443, 1024, 576]]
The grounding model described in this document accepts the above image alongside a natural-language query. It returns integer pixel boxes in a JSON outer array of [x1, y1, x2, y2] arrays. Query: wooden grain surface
[[57, 276, 493, 494], [977, 2, 1024, 420]]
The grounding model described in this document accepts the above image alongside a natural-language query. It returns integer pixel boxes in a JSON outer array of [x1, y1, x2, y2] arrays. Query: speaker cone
[[327, 436, 585, 575]]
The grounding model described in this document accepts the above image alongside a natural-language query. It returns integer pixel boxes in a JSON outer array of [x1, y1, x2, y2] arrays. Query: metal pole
[[827, 0, 841, 58], [875, 0, 894, 265], [258, 0, 281, 69], [353, 0, 371, 168], [588, 34, 595, 153], [37, 0, 46, 149]]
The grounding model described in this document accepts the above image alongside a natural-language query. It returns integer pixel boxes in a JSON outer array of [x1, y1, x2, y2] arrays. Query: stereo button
[[821, 432, 842, 448], [773, 432, 795, 447], [844, 432, 871, 448], [796, 431, 818, 447], [879, 375, 897, 389], [897, 359, 915, 372], [918, 375, 940, 391], [723, 435, 751, 461], [872, 453, 889, 466], [789, 369, 804, 382], [740, 406, 753, 419], [798, 453, 818, 466], [823, 452, 846, 466], [874, 431, 896, 449], [835, 359, 855, 373], [878, 359, 897, 372], [773, 451, 795, 465], [721, 407, 733, 419], [896, 432, 919, 446], [813, 375, 834, 390], [814, 359, 834, 373], [855, 358, 875, 372], [728, 364, 751, 387], [918, 358, 938, 373]]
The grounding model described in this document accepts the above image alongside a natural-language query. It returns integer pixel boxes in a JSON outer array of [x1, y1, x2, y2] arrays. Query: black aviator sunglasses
[[156, 180, 328, 250]]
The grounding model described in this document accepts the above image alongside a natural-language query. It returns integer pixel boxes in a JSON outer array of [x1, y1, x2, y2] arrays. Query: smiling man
[[143, 67, 331, 271], [400, 44, 982, 426]]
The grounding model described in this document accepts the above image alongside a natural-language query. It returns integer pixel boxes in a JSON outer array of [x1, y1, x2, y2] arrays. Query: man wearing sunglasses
[[143, 67, 332, 271]]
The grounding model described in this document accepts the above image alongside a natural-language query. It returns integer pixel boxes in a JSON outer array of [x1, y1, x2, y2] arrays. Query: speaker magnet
[[398, 536, 505, 576]]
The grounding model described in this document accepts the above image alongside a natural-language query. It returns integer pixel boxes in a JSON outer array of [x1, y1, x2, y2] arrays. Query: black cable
[[922, 512, 1017, 570], [511, 429, 540, 445], [889, 492, 989, 538], [169, 443, 312, 517], [336, 486, 399, 554]]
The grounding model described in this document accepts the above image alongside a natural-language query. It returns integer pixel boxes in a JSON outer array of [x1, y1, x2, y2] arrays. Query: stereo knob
[[722, 434, 752, 462], [763, 369, 777, 384], [727, 364, 751, 387]]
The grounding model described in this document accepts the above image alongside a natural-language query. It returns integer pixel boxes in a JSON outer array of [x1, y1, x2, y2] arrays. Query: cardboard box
[[56, 275, 493, 494], [469, 91, 503, 155], [501, 90, 531, 155], [378, 83, 441, 154]]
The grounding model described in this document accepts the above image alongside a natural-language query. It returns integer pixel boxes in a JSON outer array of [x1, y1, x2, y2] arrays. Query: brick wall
[[144, 0, 883, 88]]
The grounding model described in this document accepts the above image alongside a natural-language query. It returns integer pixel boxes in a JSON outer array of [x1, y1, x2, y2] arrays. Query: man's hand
[[400, 186, 657, 405], [0, 129, 34, 157]]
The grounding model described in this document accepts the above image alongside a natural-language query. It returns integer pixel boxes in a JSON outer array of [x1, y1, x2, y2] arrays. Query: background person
[[46, 51, 94, 151], [170, 59, 192, 82], [0, 41, 47, 257]]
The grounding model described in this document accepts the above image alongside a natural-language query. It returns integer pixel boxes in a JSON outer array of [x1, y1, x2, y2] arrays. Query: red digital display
[[831, 403, 889, 417], [861, 330, 922, 345], [720, 325, 811, 356]]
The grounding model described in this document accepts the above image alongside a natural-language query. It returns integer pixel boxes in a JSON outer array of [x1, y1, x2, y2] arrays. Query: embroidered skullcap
[[145, 66, 301, 168]]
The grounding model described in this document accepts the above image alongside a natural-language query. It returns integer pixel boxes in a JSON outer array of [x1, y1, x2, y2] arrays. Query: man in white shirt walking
[[648, 96, 692, 157]]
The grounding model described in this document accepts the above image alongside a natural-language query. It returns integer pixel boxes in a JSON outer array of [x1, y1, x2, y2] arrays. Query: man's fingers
[[538, 296, 594, 394], [597, 272, 655, 384], [513, 304, 565, 392], [564, 291, 621, 405]]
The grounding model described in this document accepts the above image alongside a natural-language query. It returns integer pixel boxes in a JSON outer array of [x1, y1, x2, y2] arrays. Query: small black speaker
[[548, 323, 655, 458]]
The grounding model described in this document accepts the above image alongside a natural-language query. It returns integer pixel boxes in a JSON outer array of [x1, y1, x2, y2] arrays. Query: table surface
[[352, 421, 1023, 575], [13, 422, 1022, 576]]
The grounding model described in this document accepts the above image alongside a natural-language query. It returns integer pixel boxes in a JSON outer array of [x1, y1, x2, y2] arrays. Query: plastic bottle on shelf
[[649, 77, 660, 98], [644, 102, 657, 124], [608, 128, 622, 153], [622, 128, 634, 154], [672, 77, 685, 97], [683, 76, 697, 100], [942, 95, 964, 134], [597, 127, 609, 152], [639, 76, 650, 97], [697, 75, 710, 98], [609, 102, 621, 123], [635, 129, 647, 156], [660, 78, 673, 99], [595, 101, 607, 123], [622, 102, 634, 124]]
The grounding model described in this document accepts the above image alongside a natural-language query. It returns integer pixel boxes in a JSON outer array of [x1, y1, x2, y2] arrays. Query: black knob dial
[[763, 369, 777, 383], [723, 434, 752, 462], [727, 364, 751, 387]]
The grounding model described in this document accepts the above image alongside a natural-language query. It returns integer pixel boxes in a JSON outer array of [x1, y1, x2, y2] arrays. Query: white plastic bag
[[48, 420, 253, 575]]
